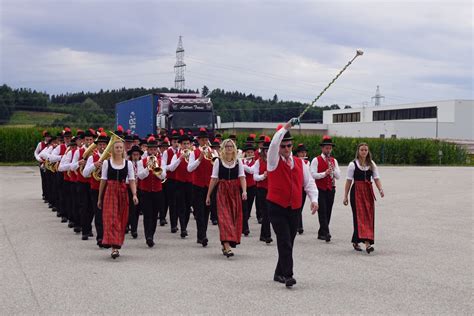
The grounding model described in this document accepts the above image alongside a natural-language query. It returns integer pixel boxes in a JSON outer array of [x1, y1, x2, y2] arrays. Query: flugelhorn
[[147, 155, 163, 178], [181, 148, 192, 163]]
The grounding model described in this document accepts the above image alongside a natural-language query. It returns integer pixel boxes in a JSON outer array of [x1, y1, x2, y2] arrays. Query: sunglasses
[[280, 144, 293, 149]]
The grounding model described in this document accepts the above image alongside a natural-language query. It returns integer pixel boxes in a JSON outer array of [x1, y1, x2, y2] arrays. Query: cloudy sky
[[0, 0, 472, 106]]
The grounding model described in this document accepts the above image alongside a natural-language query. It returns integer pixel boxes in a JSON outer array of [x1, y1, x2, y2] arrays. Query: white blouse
[[100, 159, 135, 182], [211, 158, 245, 179], [346, 159, 380, 180]]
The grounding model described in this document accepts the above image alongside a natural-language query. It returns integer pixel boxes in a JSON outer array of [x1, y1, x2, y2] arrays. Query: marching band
[[35, 120, 384, 288]]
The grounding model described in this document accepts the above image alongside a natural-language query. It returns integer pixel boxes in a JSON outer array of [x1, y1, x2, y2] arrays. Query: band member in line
[[158, 137, 170, 226], [71, 129, 96, 240], [343, 143, 384, 254], [163, 131, 180, 232], [206, 139, 247, 258], [241, 142, 257, 236], [295, 143, 309, 235], [167, 132, 193, 238], [127, 145, 143, 239], [137, 137, 166, 247], [34, 130, 51, 203], [39, 134, 58, 211], [254, 134, 266, 164], [253, 136, 272, 244], [267, 119, 319, 288], [83, 132, 109, 247], [187, 128, 214, 247], [310, 136, 340, 242], [98, 139, 138, 259]]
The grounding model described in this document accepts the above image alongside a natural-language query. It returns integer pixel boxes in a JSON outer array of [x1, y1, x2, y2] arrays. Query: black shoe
[[159, 220, 166, 226], [48, 203, 53, 209], [56, 212, 62, 217], [259, 237, 266, 242], [201, 238, 208, 247], [81, 235, 88, 241], [297, 228, 304, 235], [273, 275, 286, 283], [61, 217, 68, 223], [97, 240, 104, 248], [73, 227, 81, 234], [68, 222, 74, 228], [223, 249, 234, 258], [325, 235, 331, 242], [88, 232, 94, 237], [317, 236, 326, 241], [131, 232, 138, 239], [125, 227, 129, 234], [366, 245, 374, 254], [353, 243, 362, 252], [180, 230, 188, 238], [212, 220, 218, 225], [52, 207, 58, 212], [257, 218, 263, 224], [146, 238, 155, 248], [265, 238, 273, 244], [111, 250, 120, 259], [171, 227, 178, 233], [285, 277, 297, 288], [243, 229, 250, 237]]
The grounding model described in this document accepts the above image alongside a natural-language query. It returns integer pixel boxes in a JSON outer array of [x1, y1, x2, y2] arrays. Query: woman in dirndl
[[343, 143, 384, 254], [206, 138, 247, 258], [98, 139, 139, 259]]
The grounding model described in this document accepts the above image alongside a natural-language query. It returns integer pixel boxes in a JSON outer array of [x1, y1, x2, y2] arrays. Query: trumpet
[[147, 155, 163, 178], [181, 148, 192, 163], [92, 132, 123, 182]]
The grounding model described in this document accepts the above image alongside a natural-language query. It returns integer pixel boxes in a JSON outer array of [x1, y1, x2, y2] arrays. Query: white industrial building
[[323, 100, 473, 140]]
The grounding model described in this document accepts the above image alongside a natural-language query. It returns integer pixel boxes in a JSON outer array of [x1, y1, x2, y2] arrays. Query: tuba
[[79, 142, 97, 175], [92, 132, 123, 182]]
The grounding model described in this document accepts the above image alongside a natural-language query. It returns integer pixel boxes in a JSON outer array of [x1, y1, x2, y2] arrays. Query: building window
[[373, 106, 437, 121], [333, 112, 361, 123]]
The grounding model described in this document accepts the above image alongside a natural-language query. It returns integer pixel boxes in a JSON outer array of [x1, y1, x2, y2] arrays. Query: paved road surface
[[0, 166, 472, 314]]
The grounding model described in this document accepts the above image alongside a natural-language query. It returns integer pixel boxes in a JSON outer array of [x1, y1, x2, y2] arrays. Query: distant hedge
[[0, 126, 468, 165]]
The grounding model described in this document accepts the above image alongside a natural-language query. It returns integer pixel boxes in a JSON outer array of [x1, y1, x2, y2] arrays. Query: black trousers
[[63, 180, 74, 222], [165, 179, 178, 229], [161, 181, 169, 222], [210, 185, 218, 223], [57, 174, 66, 218], [90, 189, 102, 242], [242, 185, 257, 233], [128, 188, 140, 234], [297, 191, 307, 231], [192, 185, 210, 241], [71, 182, 81, 229], [77, 182, 93, 236], [141, 191, 163, 240], [317, 188, 336, 238], [269, 201, 300, 278], [40, 166, 47, 199], [175, 181, 193, 232], [44, 170, 53, 205], [257, 188, 271, 239]]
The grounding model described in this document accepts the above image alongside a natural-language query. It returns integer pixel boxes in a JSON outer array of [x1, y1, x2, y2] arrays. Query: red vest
[[175, 151, 192, 183], [191, 148, 212, 188], [256, 158, 268, 190], [315, 155, 335, 191], [89, 153, 100, 190], [76, 148, 89, 184], [40, 141, 47, 150], [254, 150, 260, 161], [244, 159, 256, 187], [139, 158, 163, 192], [166, 147, 177, 180], [267, 157, 303, 210]]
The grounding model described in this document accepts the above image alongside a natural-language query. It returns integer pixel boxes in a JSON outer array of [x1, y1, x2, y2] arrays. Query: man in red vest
[[137, 137, 166, 247], [163, 131, 180, 231], [187, 128, 214, 247], [267, 119, 319, 288], [253, 136, 272, 243], [34, 130, 51, 203], [310, 136, 341, 242]]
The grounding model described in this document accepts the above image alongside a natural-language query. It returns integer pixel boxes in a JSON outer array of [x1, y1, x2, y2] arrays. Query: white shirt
[[39, 146, 54, 161], [252, 160, 267, 182], [100, 159, 135, 182], [242, 160, 255, 174], [70, 150, 81, 171], [82, 156, 96, 178], [137, 157, 166, 180], [211, 158, 245, 179], [49, 145, 64, 162], [34, 142, 47, 162], [267, 127, 319, 203], [310, 154, 341, 180], [346, 160, 380, 180], [186, 148, 217, 172], [163, 147, 179, 171], [58, 149, 74, 172], [167, 151, 187, 172]]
